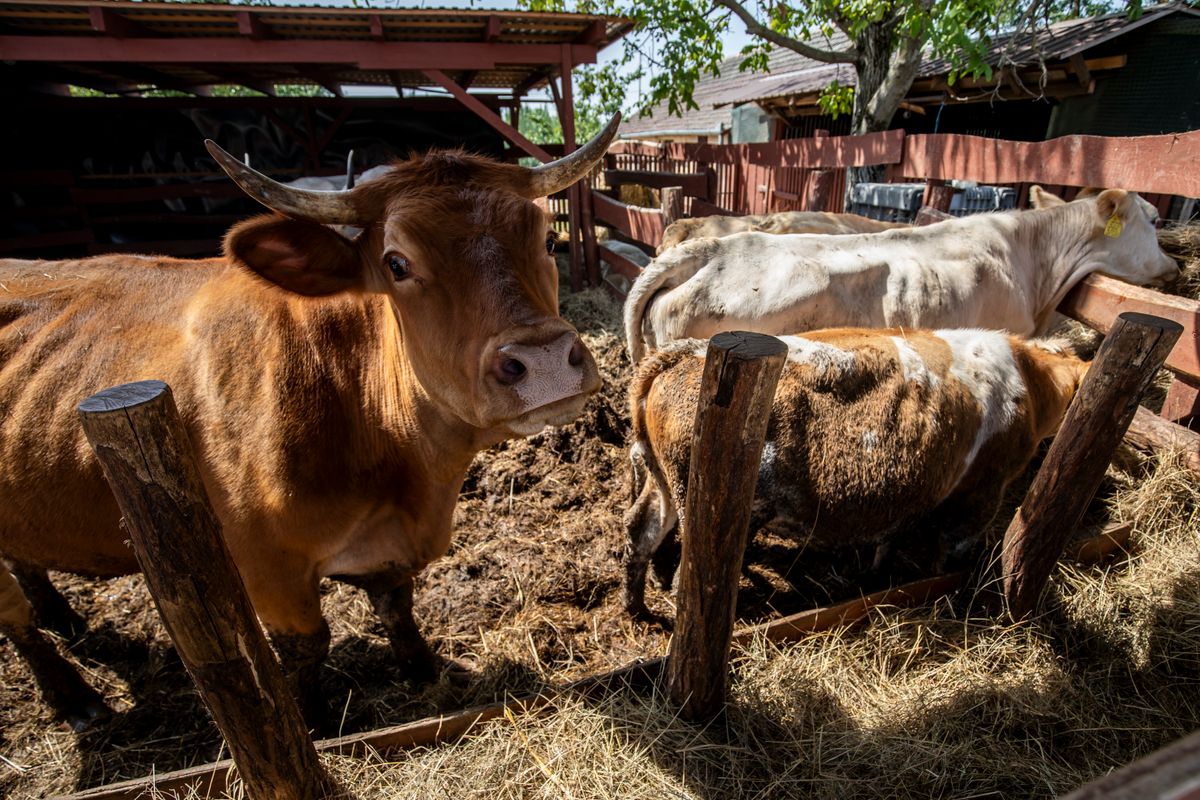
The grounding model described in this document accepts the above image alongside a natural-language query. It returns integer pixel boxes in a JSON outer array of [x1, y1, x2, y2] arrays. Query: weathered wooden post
[[666, 331, 787, 720], [661, 185, 684, 227], [803, 168, 835, 212], [78, 381, 333, 800], [1001, 313, 1182, 620]]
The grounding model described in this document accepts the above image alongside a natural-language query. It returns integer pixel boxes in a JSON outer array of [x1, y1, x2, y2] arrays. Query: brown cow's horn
[[527, 112, 621, 198], [204, 140, 362, 225]]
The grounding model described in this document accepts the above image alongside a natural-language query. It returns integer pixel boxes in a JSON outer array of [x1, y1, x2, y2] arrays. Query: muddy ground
[[0, 272, 1189, 797]]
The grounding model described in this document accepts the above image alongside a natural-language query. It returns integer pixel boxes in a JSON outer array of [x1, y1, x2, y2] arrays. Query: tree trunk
[[847, 20, 923, 188]]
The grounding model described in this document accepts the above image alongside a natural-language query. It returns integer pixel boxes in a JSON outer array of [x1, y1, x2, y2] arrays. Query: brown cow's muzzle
[[485, 328, 600, 435]]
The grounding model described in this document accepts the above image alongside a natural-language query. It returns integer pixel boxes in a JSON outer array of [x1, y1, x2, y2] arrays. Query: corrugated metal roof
[[0, 0, 633, 93]]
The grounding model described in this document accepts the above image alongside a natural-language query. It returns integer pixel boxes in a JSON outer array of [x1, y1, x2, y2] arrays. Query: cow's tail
[[623, 239, 714, 364]]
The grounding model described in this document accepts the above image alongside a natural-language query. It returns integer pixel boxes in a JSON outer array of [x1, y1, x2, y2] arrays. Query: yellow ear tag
[[1104, 212, 1123, 238]]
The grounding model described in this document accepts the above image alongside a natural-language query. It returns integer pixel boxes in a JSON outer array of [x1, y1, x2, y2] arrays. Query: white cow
[[624, 188, 1178, 363]]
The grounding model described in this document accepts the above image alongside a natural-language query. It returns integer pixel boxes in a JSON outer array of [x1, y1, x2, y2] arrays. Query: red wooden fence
[[590, 126, 1200, 432]]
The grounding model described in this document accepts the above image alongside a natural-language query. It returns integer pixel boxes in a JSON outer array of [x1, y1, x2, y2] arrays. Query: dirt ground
[[2, 236, 1198, 797]]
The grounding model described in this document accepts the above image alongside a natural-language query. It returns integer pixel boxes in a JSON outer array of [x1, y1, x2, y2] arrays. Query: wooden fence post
[[1001, 313, 1183, 620], [78, 380, 333, 800], [803, 168, 835, 212], [661, 185, 683, 227], [666, 331, 787, 720]]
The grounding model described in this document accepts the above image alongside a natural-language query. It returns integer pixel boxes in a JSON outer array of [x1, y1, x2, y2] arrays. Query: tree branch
[[713, 0, 858, 63]]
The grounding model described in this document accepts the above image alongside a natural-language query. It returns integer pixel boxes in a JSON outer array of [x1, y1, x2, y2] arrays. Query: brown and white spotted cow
[[0, 116, 620, 728], [656, 210, 905, 254], [627, 189, 1177, 364], [623, 327, 1088, 616]]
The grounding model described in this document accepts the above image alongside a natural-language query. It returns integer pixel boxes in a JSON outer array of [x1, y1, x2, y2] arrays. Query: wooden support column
[[1001, 313, 1183, 620], [666, 332, 787, 720], [78, 381, 332, 800], [556, 47, 585, 291]]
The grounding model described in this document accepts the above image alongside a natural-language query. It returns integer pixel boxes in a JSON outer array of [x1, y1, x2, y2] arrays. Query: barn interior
[[0, 0, 632, 271]]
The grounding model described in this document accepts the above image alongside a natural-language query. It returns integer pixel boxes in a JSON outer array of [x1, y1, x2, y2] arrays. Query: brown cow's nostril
[[497, 357, 527, 385], [568, 338, 585, 367]]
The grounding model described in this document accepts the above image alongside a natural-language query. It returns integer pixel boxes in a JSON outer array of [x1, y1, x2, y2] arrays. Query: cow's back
[[0, 257, 241, 573], [639, 329, 1050, 548]]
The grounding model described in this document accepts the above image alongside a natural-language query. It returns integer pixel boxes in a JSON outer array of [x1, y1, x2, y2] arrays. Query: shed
[[0, 0, 632, 284], [621, 2, 1200, 144]]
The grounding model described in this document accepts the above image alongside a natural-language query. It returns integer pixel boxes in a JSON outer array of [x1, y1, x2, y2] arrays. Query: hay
[[1159, 222, 1200, 301], [4, 288, 1199, 800]]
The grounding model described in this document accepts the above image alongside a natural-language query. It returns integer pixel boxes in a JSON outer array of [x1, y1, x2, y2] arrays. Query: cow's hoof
[[64, 699, 110, 733], [392, 639, 441, 684], [39, 604, 90, 642]]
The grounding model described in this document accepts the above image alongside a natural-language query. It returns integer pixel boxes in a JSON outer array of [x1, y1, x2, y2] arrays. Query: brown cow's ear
[[1094, 188, 1131, 221], [225, 215, 362, 296], [1029, 185, 1065, 208]]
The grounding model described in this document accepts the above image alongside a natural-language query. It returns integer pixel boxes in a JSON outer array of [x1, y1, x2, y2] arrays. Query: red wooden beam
[[88, 6, 152, 38], [483, 15, 502, 42], [1059, 273, 1200, 380], [577, 19, 606, 45], [423, 69, 551, 163], [236, 11, 274, 40], [0, 37, 599, 70], [369, 14, 385, 41], [900, 129, 1200, 198]]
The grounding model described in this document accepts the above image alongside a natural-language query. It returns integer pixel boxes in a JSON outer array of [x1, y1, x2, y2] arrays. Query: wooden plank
[[689, 198, 738, 218], [899, 129, 1200, 198], [748, 129, 905, 168], [0, 37, 600, 71], [1058, 274, 1200, 380], [59, 571, 964, 800], [71, 183, 244, 204], [1061, 727, 1200, 800], [1001, 313, 1183, 619], [596, 243, 643, 282], [602, 169, 710, 199], [1125, 405, 1200, 476], [592, 191, 665, 249], [0, 230, 94, 253]]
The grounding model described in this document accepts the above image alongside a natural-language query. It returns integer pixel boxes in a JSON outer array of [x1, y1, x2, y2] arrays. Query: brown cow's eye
[[387, 254, 411, 281], [545, 232, 558, 254]]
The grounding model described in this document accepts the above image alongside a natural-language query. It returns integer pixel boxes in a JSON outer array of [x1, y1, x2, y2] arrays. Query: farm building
[[619, 1, 1200, 144], [0, 0, 632, 262]]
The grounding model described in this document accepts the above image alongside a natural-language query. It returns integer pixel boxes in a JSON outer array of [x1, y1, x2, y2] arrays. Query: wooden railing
[[590, 127, 1200, 437]]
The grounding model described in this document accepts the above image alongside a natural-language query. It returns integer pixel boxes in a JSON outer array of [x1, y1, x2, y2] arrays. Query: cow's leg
[[928, 482, 1009, 574], [622, 478, 677, 617], [342, 570, 439, 682], [9, 562, 88, 639], [244, 568, 331, 729], [0, 562, 108, 729]]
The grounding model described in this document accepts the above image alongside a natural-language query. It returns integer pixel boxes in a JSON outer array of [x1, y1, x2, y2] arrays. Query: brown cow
[[623, 328, 1088, 617], [0, 116, 619, 728]]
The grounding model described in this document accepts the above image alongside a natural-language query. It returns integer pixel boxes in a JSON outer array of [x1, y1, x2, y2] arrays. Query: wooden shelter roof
[[0, 0, 633, 96]]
